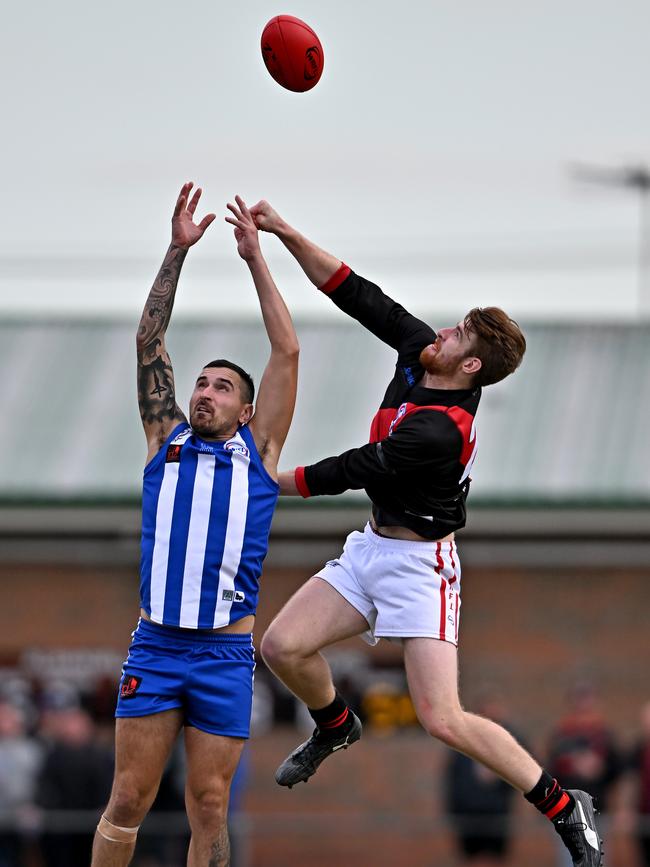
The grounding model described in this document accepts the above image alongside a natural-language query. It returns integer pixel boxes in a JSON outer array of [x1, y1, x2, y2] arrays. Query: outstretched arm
[[137, 182, 216, 463], [225, 196, 299, 476], [250, 200, 341, 287], [277, 412, 462, 497], [249, 201, 435, 356]]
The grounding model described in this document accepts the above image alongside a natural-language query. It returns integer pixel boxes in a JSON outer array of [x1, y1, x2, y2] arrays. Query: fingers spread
[[198, 213, 216, 232], [235, 195, 251, 218], [224, 215, 246, 230], [174, 182, 193, 216], [187, 187, 202, 216], [226, 201, 244, 222]]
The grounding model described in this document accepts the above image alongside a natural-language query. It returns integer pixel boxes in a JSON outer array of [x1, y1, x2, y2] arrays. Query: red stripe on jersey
[[295, 466, 311, 498], [389, 403, 476, 467], [444, 406, 476, 466], [319, 263, 351, 295], [438, 578, 448, 641], [449, 545, 457, 584], [369, 408, 396, 443]]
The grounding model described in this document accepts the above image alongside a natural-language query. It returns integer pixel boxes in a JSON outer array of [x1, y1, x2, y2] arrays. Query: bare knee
[[186, 785, 229, 833], [418, 704, 467, 749], [260, 625, 306, 672], [106, 776, 156, 826]]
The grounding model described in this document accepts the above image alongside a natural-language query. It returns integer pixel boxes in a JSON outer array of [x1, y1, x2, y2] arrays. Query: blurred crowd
[[0, 677, 113, 867], [0, 673, 245, 867], [441, 682, 643, 867], [1, 665, 650, 867]]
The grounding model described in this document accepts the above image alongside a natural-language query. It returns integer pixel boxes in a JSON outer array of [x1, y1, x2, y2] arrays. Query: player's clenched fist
[[250, 200, 285, 235]]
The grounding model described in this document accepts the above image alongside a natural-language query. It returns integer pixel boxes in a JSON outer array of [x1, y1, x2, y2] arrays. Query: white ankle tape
[[97, 814, 140, 844]]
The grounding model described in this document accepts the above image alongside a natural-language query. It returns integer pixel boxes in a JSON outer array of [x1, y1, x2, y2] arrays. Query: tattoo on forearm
[[137, 245, 187, 349], [136, 246, 188, 430], [208, 825, 230, 867]]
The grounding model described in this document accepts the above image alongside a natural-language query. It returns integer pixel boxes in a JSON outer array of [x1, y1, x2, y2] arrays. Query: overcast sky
[[2, 0, 650, 321]]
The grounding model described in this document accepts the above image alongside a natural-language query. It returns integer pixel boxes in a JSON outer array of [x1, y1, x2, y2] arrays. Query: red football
[[261, 15, 324, 93]]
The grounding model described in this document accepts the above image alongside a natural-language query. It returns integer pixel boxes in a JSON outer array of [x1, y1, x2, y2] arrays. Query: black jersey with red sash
[[294, 265, 480, 540]]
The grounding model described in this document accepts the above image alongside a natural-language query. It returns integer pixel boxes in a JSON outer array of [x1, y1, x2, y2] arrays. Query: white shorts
[[316, 523, 462, 646]]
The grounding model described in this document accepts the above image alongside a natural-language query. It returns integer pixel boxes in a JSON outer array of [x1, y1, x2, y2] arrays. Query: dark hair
[[463, 308, 526, 387], [203, 359, 255, 403]]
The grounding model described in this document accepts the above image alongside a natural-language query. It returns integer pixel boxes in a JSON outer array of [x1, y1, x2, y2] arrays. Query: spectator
[[444, 692, 520, 864], [0, 701, 42, 867], [35, 703, 113, 867], [547, 682, 621, 814], [547, 682, 620, 867]]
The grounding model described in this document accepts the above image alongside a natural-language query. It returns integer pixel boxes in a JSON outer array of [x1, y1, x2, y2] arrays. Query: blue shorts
[[115, 619, 255, 739]]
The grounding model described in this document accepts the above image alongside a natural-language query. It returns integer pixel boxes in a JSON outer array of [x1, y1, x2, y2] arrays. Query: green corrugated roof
[[1, 319, 648, 504]]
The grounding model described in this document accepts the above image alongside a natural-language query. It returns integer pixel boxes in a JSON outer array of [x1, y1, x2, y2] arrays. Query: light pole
[[571, 163, 650, 317]]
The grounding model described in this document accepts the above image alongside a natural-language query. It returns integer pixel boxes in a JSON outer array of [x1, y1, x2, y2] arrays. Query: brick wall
[[1, 561, 647, 734], [0, 559, 647, 866]]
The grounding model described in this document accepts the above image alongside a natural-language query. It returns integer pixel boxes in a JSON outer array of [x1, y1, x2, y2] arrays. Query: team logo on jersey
[[222, 589, 246, 603], [120, 675, 142, 699], [388, 403, 408, 436], [166, 444, 182, 462], [170, 427, 192, 445], [224, 440, 250, 459]]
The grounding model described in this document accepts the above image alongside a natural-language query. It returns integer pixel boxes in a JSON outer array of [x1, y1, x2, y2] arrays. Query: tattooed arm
[[137, 182, 216, 463], [136, 243, 187, 460]]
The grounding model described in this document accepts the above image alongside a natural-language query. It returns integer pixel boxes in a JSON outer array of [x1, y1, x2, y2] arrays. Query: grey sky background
[[2, 0, 650, 322]]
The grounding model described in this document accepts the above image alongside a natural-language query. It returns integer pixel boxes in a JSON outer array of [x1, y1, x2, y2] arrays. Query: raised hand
[[171, 182, 216, 250], [249, 200, 285, 235], [225, 196, 262, 261]]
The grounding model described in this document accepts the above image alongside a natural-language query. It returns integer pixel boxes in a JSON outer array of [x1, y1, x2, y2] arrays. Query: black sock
[[309, 692, 353, 737], [524, 770, 575, 822]]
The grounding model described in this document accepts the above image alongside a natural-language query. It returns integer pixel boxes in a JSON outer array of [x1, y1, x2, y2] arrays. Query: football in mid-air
[[261, 15, 324, 92]]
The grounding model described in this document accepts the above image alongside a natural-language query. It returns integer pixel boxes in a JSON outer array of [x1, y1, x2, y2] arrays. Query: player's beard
[[419, 344, 458, 377], [190, 406, 235, 439]]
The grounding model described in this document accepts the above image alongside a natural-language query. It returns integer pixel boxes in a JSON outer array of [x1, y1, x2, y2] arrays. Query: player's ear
[[239, 403, 254, 425], [462, 356, 482, 376]]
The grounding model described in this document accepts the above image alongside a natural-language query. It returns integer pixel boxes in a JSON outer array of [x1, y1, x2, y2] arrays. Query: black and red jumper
[[294, 264, 481, 541]]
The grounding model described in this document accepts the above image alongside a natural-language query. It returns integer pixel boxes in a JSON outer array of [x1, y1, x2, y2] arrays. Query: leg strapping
[[97, 814, 140, 844]]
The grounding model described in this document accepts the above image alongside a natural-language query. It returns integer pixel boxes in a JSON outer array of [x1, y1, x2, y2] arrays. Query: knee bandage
[[97, 814, 140, 844]]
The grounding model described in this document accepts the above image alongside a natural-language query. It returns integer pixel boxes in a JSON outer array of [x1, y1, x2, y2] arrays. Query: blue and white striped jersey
[[139, 422, 279, 629]]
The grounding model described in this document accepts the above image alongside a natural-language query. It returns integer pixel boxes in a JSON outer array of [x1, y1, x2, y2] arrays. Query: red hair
[[464, 308, 526, 387]]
